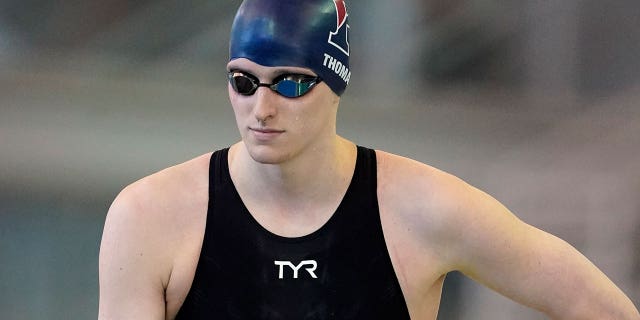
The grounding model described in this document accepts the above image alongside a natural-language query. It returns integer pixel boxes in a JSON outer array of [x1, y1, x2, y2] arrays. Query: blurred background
[[1, 0, 639, 318]]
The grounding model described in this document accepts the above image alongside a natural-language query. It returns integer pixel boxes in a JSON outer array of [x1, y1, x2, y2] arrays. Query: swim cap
[[230, 0, 351, 96]]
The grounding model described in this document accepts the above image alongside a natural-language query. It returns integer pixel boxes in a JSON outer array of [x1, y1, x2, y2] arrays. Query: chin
[[244, 143, 294, 165]]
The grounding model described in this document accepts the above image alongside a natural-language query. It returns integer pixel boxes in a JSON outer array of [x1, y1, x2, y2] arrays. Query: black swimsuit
[[176, 146, 410, 319]]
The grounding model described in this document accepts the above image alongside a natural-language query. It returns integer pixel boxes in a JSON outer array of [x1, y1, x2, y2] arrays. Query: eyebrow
[[273, 68, 315, 76], [227, 66, 316, 78]]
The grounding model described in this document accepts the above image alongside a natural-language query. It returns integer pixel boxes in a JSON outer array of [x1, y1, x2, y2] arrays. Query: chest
[[174, 173, 410, 319]]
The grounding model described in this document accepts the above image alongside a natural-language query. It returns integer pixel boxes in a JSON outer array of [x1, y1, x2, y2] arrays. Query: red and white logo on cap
[[328, 0, 350, 56]]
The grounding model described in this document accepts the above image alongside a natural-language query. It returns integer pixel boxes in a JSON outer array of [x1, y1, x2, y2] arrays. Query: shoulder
[[375, 148, 507, 224], [101, 152, 212, 274], [374, 150, 497, 258], [374, 149, 528, 267], [375, 149, 473, 214], [111, 152, 212, 216]]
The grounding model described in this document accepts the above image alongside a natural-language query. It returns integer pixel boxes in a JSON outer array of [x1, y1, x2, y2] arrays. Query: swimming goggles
[[227, 70, 322, 98]]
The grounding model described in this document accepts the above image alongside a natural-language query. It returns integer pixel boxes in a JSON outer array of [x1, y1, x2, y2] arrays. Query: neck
[[229, 136, 356, 206]]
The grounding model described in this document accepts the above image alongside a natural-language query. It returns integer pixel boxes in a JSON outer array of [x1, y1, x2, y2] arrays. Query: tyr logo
[[274, 260, 318, 279]]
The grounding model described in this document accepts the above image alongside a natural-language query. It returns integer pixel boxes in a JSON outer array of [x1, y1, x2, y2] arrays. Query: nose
[[253, 86, 278, 123]]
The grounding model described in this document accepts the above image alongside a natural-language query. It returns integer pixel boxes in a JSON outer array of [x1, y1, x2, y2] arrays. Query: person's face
[[226, 58, 340, 165]]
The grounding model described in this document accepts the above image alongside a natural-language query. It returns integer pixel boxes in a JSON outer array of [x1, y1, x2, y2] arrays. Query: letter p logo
[[328, 0, 350, 56]]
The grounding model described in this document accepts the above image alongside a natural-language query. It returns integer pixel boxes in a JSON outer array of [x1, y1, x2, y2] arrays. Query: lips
[[250, 127, 285, 134], [248, 127, 285, 140]]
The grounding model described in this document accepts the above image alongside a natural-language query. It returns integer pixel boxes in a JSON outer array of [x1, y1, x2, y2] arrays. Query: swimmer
[[98, 0, 640, 318]]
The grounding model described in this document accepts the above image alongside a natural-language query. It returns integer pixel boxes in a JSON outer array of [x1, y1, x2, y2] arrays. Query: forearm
[[550, 286, 639, 320], [542, 244, 640, 320], [555, 303, 639, 320], [454, 210, 638, 319]]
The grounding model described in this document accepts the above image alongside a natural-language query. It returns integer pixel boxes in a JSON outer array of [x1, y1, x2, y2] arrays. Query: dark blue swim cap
[[230, 0, 351, 96]]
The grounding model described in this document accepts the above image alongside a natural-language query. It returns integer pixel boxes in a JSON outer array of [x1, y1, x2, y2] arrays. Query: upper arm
[[376, 151, 638, 319], [440, 178, 639, 319], [98, 185, 169, 320]]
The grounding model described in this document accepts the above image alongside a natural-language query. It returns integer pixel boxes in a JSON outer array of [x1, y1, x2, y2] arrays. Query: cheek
[[228, 97, 251, 135], [228, 85, 239, 109], [228, 88, 249, 117], [289, 101, 333, 133]]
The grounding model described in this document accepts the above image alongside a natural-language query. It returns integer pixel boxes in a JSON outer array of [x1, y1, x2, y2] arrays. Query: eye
[[231, 70, 258, 81], [274, 73, 317, 84]]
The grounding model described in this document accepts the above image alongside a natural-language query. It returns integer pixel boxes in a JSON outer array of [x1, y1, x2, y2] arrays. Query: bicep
[[445, 184, 635, 318], [454, 215, 579, 314], [98, 191, 167, 320]]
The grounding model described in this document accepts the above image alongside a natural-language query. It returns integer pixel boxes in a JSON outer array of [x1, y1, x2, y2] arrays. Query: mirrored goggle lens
[[272, 79, 317, 98]]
